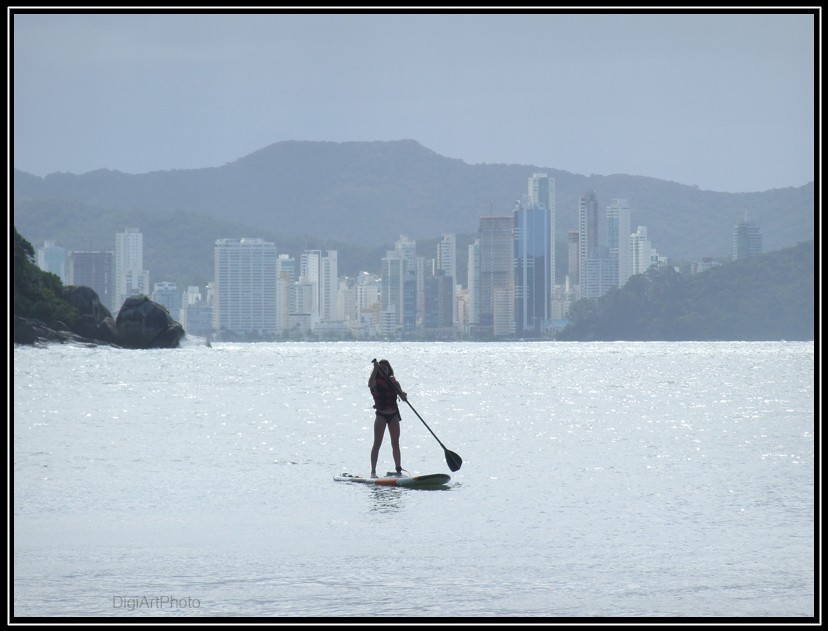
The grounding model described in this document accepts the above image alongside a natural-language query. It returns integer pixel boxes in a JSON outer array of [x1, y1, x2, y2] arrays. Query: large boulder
[[62, 286, 119, 344], [115, 295, 185, 349]]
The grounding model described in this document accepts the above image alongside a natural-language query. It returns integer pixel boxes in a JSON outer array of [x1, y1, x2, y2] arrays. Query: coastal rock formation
[[62, 285, 119, 345], [114, 295, 186, 349], [14, 288, 185, 349]]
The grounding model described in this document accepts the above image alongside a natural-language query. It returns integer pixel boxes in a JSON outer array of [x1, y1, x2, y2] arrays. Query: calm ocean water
[[13, 340, 815, 619]]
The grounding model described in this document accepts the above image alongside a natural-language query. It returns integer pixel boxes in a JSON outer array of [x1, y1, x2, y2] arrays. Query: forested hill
[[13, 139, 814, 265], [556, 241, 814, 341]]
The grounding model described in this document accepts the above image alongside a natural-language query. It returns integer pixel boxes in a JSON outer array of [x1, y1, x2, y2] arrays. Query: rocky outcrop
[[14, 316, 105, 346], [115, 295, 185, 349], [62, 286, 119, 345], [14, 287, 186, 349]]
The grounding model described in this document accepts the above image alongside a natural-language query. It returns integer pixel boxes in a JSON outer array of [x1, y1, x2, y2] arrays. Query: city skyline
[[34, 171, 770, 341]]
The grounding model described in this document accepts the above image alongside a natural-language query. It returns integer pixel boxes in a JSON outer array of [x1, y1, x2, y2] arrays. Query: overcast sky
[[11, 10, 816, 193]]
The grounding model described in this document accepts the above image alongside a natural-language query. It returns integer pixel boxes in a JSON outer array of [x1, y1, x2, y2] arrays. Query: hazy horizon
[[11, 10, 816, 193]]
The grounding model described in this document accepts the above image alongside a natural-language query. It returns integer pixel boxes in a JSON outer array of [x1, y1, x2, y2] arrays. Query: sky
[[10, 10, 817, 193]]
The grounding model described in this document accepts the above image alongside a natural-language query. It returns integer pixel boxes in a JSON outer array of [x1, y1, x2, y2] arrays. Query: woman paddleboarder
[[368, 359, 407, 478]]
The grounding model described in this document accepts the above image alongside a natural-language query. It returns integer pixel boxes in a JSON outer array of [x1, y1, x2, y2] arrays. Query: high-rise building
[[114, 228, 149, 314], [630, 226, 662, 276], [514, 198, 553, 336], [606, 198, 632, 288], [299, 250, 321, 319], [36, 240, 67, 284], [437, 234, 457, 282], [382, 236, 419, 330], [213, 238, 278, 339], [393, 235, 422, 325], [381, 252, 406, 329], [403, 267, 418, 332], [424, 270, 454, 330], [492, 286, 516, 337], [395, 235, 417, 272], [522, 173, 556, 335], [321, 251, 338, 323], [355, 271, 381, 312], [299, 250, 339, 322], [578, 191, 603, 300], [276, 254, 295, 336], [300, 249, 338, 323], [436, 234, 457, 325], [152, 281, 180, 318], [68, 250, 114, 312], [478, 215, 514, 333], [567, 230, 579, 286], [290, 277, 317, 334], [528, 172, 554, 210], [467, 240, 480, 326], [732, 218, 763, 261]]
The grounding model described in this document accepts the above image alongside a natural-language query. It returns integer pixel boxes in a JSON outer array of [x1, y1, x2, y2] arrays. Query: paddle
[[372, 359, 463, 472]]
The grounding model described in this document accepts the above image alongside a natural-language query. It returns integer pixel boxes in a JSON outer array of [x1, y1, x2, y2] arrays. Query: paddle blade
[[445, 449, 463, 472]]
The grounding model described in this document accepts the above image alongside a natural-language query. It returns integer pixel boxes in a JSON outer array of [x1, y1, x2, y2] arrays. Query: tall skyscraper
[[606, 198, 632, 288], [514, 198, 553, 336], [467, 240, 480, 326], [381, 251, 406, 328], [114, 227, 149, 313], [436, 233, 457, 325], [320, 251, 338, 322], [300, 249, 338, 323], [528, 172, 554, 211], [567, 230, 579, 285], [394, 235, 421, 325], [436, 234, 457, 282], [381, 236, 419, 330], [478, 215, 514, 333], [300, 250, 321, 318], [732, 217, 763, 260], [395, 235, 417, 272], [528, 173, 557, 334], [276, 254, 295, 335], [424, 270, 454, 330], [213, 238, 278, 339], [578, 191, 603, 300]]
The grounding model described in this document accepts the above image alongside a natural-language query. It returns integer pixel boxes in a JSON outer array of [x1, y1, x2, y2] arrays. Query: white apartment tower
[[300, 249, 338, 324], [630, 226, 661, 276], [436, 233, 457, 325], [606, 198, 632, 288], [114, 227, 149, 314], [578, 192, 602, 300], [213, 238, 278, 339]]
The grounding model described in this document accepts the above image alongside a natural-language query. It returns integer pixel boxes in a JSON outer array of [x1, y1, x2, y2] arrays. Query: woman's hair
[[378, 359, 394, 376]]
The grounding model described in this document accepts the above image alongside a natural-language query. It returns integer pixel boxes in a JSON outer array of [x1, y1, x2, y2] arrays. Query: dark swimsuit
[[372, 376, 401, 423], [377, 411, 400, 423]]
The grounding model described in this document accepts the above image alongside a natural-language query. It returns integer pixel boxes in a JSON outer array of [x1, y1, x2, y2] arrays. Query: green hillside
[[557, 241, 815, 341]]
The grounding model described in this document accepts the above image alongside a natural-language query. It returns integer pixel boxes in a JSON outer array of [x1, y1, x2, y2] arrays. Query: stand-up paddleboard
[[334, 472, 450, 488]]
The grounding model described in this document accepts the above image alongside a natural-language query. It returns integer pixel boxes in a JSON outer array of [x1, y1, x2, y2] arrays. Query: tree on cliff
[[13, 226, 78, 325]]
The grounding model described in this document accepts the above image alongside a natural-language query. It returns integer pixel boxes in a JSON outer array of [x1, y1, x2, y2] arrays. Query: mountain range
[[13, 139, 814, 283]]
